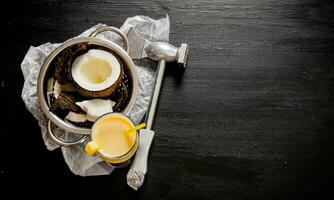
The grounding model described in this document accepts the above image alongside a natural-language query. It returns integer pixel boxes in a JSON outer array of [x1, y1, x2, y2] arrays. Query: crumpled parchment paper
[[21, 15, 169, 176]]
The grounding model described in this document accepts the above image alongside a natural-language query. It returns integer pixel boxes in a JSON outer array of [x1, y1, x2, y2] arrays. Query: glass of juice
[[85, 112, 139, 167]]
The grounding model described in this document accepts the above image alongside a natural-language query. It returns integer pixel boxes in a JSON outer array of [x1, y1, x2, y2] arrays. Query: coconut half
[[71, 49, 123, 98]]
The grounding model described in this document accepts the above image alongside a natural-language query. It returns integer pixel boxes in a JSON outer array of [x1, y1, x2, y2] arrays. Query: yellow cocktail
[[85, 113, 139, 164]]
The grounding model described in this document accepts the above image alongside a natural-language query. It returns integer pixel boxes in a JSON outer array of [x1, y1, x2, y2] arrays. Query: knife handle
[[127, 129, 155, 190]]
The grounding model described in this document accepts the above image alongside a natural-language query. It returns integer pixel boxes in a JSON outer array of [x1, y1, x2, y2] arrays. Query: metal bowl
[[37, 27, 139, 146]]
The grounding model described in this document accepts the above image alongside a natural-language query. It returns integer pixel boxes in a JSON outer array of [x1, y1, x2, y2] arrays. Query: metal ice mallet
[[126, 27, 188, 190], [126, 60, 165, 190]]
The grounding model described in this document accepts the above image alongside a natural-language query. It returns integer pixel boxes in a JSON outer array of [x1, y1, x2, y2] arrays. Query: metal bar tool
[[126, 27, 188, 190]]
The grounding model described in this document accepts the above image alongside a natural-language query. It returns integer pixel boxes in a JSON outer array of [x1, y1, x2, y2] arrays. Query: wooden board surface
[[2, 0, 334, 199]]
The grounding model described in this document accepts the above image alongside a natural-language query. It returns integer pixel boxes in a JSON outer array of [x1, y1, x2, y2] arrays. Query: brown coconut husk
[[50, 92, 82, 118], [53, 44, 88, 84]]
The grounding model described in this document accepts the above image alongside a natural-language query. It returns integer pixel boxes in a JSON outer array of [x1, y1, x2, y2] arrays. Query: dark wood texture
[[2, 0, 334, 199]]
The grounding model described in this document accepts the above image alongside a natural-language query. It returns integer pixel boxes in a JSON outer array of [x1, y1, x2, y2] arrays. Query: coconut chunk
[[54, 81, 76, 99], [50, 92, 82, 118], [76, 99, 115, 122], [46, 77, 55, 106], [65, 112, 87, 123]]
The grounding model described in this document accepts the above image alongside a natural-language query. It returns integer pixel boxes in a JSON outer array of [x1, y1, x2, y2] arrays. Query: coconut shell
[[112, 73, 130, 112], [53, 54, 71, 84], [72, 60, 125, 98], [54, 44, 88, 84], [50, 92, 82, 118]]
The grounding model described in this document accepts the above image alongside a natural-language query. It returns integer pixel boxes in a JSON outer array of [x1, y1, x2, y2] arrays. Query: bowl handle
[[47, 120, 88, 147], [89, 26, 129, 54]]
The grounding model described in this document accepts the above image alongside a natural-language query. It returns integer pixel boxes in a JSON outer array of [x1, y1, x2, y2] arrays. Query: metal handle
[[126, 60, 166, 190], [89, 26, 129, 53], [127, 129, 155, 190], [47, 120, 88, 147], [145, 60, 166, 130]]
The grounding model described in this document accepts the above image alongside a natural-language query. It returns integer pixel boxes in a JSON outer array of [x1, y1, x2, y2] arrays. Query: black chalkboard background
[[2, 0, 334, 199]]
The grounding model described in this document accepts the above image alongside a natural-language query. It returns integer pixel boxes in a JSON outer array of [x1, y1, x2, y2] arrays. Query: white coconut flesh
[[65, 112, 87, 123], [76, 99, 115, 122], [71, 49, 121, 91], [54, 80, 76, 99]]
